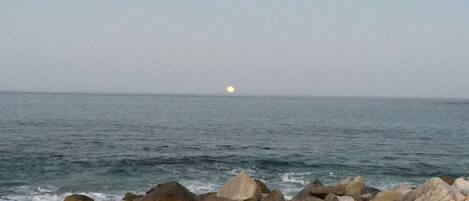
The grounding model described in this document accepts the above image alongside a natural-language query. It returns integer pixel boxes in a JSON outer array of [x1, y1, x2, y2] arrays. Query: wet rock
[[64, 194, 94, 201], [123, 192, 144, 201], [197, 192, 234, 201], [255, 179, 271, 194], [441, 176, 455, 185], [142, 181, 197, 201], [217, 171, 261, 201], [262, 190, 285, 201]]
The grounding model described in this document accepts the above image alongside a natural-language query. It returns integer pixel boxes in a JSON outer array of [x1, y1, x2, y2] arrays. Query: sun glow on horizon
[[226, 85, 235, 93]]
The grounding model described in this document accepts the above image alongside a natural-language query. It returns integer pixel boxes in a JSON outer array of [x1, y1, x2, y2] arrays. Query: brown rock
[[217, 171, 261, 201], [324, 193, 339, 201], [64, 194, 94, 201], [197, 192, 235, 201], [255, 179, 271, 194], [441, 176, 455, 185], [123, 192, 144, 201], [142, 181, 197, 201], [263, 190, 285, 201], [291, 179, 325, 201], [310, 186, 345, 198]]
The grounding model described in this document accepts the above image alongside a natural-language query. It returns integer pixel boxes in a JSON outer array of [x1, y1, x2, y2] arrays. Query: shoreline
[[7, 172, 464, 201]]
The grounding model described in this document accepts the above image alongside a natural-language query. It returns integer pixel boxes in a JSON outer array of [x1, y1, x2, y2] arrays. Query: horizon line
[[0, 89, 468, 100]]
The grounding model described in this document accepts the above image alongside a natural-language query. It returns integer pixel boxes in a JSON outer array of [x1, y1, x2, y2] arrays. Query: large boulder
[[217, 171, 261, 201], [371, 183, 412, 201], [337, 176, 365, 196], [402, 177, 460, 201], [291, 179, 324, 201], [453, 178, 469, 195], [255, 179, 271, 194], [64, 194, 94, 201], [263, 190, 285, 201], [142, 181, 197, 201]]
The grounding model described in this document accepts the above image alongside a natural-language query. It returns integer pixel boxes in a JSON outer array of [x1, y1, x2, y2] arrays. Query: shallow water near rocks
[[1, 92, 469, 200]]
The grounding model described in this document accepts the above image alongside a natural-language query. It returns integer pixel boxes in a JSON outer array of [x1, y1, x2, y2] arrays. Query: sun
[[226, 85, 235, 93]]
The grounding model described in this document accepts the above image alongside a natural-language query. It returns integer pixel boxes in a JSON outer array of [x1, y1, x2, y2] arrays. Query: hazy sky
[[1, 1, 469, 98]]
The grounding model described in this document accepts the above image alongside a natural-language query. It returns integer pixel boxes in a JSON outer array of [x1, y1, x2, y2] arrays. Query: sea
[[1, 92, 468, 201]]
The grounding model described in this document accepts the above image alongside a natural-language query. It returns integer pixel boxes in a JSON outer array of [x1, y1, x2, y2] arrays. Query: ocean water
[[1, 92, 469, 201]]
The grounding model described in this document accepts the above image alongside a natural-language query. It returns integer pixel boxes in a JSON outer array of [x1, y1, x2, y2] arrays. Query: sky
[[1, 1, 469, 98]]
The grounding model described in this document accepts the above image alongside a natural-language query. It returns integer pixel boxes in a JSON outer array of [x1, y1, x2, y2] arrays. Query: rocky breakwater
[[64, 173, 469, 201]]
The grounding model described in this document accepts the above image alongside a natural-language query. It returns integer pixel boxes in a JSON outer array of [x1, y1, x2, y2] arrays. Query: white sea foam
[[0, 185, 127, 201], [180, 180, 220, 194], [0, 192, 123, 201], [0, 177, 410, 201], [280, 172, 308, 185]]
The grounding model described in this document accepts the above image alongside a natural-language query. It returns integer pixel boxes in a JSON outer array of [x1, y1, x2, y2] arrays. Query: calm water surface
[[1, 92, 469, 200]]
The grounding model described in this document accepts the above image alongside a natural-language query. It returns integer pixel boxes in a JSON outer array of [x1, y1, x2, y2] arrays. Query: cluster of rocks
[[64, 172, 469, 201]]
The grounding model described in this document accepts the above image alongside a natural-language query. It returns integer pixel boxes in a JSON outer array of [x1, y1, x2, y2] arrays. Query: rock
[[364, 187, 380, 195], [402, 177, 456, 201], [359, 193, 374, 201], [337, 196, 354, 201], [453, 178, 469, 195], [142, 181, 197, 201], [455, 192, 466, 201], [255, 179, 271, 194], [197, 192, 234, 201], [217, 171, 261, 201], [337, 176, 365, 196], [324, 194, 339, 201], [64, 194, 94, 201], [123, 192, 144, 201], [323, 194, 354, 201], [394, 183, 412, 197], [263, 190, 285, 201], [291, 179, 325, 201], [343, 195, 363, 201], [441, 176, 455, 185], [310, 186, 345, 198], [370, 191, 398, 201]]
